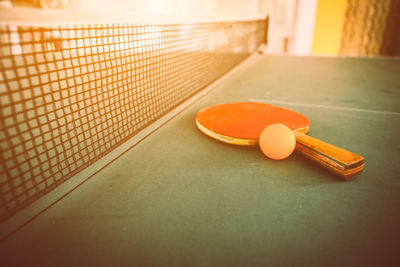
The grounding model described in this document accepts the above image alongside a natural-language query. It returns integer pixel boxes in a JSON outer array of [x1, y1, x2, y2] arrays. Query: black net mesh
[[0, 18, 266, 222]]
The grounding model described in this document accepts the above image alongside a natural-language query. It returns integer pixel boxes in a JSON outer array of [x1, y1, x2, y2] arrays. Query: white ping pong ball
[[259, 124, 296, 160]]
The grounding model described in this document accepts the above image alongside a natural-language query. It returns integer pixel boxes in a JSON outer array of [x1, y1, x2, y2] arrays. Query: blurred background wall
[[264, 0, 400, 56], [3, 0, 400, 56], [339, 0, 400, 56]]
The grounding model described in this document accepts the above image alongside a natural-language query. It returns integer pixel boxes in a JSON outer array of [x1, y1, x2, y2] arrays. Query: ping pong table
[[1, 53, 400, 266]]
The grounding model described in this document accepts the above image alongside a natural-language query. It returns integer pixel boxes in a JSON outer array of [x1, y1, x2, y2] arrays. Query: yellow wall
[[312, 0, 347, 55]]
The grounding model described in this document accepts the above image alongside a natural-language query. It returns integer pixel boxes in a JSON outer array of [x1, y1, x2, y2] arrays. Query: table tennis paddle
[[195, 102, 364, 179]]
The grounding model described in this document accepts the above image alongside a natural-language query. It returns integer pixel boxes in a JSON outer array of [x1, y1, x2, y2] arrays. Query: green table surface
[[1, 54, 400, 266]]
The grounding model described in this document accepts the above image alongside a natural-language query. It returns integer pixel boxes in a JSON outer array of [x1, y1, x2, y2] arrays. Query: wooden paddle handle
[[293, 131, 365, 180]]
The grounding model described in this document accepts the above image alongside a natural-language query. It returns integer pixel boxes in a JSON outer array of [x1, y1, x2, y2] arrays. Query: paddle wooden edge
[[196, 120, 257, 145], [294, 132, 365, 180]]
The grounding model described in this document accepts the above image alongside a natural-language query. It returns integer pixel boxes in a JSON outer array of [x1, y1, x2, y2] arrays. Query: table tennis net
[[0, 17, 267, 222]]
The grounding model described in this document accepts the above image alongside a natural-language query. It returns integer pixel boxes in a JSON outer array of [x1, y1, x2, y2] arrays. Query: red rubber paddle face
[[196, 102, 310, 140]]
